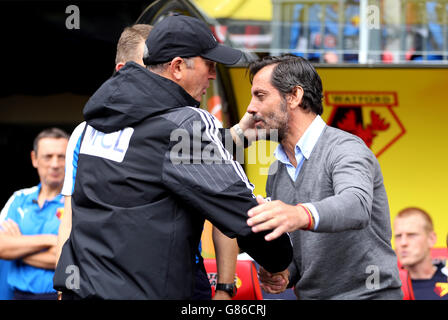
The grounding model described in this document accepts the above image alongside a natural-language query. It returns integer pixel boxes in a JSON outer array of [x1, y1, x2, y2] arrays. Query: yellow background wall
[[229, 66, 448, 248]]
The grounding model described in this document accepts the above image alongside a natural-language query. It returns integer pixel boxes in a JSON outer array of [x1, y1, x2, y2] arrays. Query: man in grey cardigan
[[241, 55, 402, 299]]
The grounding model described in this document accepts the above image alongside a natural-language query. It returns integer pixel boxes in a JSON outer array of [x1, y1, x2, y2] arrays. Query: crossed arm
[[0, 219, 57, 270]]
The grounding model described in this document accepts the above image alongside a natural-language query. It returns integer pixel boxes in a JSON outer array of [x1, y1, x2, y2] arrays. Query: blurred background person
[[394, 207, 448, 300], [0, 128, 68, 300], [289, 1, 360, 63]]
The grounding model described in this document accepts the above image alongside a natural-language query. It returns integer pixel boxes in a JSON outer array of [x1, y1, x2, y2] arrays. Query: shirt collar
[[31, 183, 42, 203], [31, 183, 64, 204], [442, 266, 448, 277], [274, 115, 326, 162]]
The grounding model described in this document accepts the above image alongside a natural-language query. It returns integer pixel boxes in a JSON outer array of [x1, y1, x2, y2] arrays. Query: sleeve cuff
[[304, 203, 320, 231]]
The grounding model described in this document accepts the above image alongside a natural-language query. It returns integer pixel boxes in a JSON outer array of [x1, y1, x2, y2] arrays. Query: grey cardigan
[[266, 125, 402, 299]]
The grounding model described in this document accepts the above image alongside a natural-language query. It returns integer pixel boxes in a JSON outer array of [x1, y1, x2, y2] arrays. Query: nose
[[50, 156, 58, 167], [246, 98, 258, 116], [50, 155, 64, 169], [398, 235, 408, 247]]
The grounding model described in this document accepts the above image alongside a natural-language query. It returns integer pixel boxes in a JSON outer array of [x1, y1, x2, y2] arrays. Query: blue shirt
[[273, 115, 326, 230], [0, 185, 63, 293], [0, 260, 13, 299]]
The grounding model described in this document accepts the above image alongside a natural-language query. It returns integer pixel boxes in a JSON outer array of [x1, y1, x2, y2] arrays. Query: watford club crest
[[56, 208, 64, 220], [325, 91, 406, 157], [434, 282, 448, 298]]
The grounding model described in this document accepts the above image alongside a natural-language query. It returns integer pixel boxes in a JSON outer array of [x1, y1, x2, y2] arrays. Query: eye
[[256, 92, 265, 100], [206, 60, 216, 72]]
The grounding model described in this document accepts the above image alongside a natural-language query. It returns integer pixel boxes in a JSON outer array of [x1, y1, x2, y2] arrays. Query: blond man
[[394, 207, 448, 300]]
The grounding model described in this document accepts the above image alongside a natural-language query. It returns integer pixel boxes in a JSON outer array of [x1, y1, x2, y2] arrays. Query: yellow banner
[[325, 92, 398, 106], [229, 66, 448, 248]]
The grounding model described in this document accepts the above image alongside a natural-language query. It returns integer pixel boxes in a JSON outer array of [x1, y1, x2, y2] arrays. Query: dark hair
[[248, 54, 323, 115], [33, 127, 69, 154]]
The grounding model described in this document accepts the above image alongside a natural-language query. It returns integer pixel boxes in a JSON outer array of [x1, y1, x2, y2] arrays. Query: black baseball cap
[[143, 14, 242, 65]]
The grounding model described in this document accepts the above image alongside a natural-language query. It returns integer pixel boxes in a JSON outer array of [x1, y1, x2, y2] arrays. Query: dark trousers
[[13, 289, 58, 300], [61, 290, 83, 300], [192, 262, 212, 300]]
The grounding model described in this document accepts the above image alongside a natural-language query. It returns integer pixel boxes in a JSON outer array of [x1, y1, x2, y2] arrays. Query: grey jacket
[[266, 125, 402, 299]]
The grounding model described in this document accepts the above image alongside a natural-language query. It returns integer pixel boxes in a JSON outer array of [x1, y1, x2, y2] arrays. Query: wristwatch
[[215, 283, 237, 297], [232, 124, 251, 148]]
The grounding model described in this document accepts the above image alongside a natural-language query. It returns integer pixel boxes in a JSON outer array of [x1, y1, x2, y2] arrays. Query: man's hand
[[258, 267, 289, 294], [238, 112, 257, 144], [22, 244, 57, 270], [0, 219, 22, 236], [247, 196, 309, 241], [0, 222, 57, 260]]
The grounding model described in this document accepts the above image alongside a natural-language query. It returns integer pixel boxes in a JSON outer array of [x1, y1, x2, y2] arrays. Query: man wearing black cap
[[53, 14, 292, 300], [144, 14, 242, 65]]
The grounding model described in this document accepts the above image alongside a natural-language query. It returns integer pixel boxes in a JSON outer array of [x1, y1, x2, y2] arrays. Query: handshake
[[258, 267, 290, 294]]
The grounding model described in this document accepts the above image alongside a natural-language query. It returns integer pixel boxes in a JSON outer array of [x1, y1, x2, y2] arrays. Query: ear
[[169, 57, 185, 81], [31, 150, 38, 169], [288, 86, 304, 110], [428, 231, 437, 248], [115, 62, 125, 72]]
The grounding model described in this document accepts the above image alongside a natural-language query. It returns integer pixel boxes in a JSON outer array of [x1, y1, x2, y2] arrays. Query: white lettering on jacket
[[80, 125, 134, 163]]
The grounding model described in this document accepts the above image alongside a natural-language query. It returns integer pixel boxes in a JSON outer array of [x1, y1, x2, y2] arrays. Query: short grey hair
[[147, 56, 195, 72]]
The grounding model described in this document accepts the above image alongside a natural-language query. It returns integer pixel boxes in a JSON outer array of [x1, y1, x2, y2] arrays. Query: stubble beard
[[254, 99, 289, 143]]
